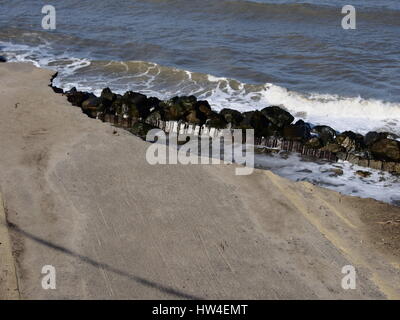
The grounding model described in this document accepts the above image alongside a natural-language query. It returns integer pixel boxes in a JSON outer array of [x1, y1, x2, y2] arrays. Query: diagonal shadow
[[8, 222, 203, 300]]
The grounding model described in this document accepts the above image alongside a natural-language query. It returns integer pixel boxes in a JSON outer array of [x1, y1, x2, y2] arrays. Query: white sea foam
[[254, 152, 400, 206], [260, 84, 400, 136], [0, 41, 91, 87], [200, 80, 400, 136]]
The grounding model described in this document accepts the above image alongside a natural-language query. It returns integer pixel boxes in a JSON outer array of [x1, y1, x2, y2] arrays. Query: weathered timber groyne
[[102, 113, 339, 162]]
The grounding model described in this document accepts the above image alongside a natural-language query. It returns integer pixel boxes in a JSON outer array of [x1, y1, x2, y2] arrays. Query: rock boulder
[[282, 120, 311, 141], [311, 125, 336, 146], [261, 106, 294, 128], [370, 138, 400, 162]]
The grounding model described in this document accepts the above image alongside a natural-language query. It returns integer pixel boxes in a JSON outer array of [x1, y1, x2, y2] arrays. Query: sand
[[0, 62, 399, 299]]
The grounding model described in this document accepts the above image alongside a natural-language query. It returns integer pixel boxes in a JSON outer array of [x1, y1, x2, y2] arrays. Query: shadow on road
[[8, 222, 203, 300]]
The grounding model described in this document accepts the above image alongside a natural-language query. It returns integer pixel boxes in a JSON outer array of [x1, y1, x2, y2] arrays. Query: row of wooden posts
[[102, 114, 338, 162], [101, 113, 400, 173]]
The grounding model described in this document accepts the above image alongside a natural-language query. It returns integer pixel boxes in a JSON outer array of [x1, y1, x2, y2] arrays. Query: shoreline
[[1, 62, 400, 299], [48, 68, 400, 176], [47, 63, 400, 206]]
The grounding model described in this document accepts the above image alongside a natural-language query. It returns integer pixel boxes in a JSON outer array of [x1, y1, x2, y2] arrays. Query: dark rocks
[[370, 138, 400, 162], [266, 123, 284, 137], [295, 119, 311, 129], [66, 87, 93, 107], [196, 100, 212, 116], [130, 122, 158, 139], [283, 120, 311, 141], [183, 100, 212, 125], [164, 102, 184, 121], [0, 56, 6, 63], [237, 112, 254, 129], [100, 87, 117, 103], [145, 110, 164, 126], [123, 91, 148, 105], [240, 111, 270, 137], [220, 108, 244, 127], [305, 137, 322, 149], [335, 131, 365, 153], [364, 131, 386, 147], [311, 125, 336, 146], [261, 106, 294, 128], [364, 131, 399, 147], [106, 94, 122, 115], [206, 112, 227, 129], [185, 109, 203, 124], [81, 96, 102, 118], [161, 96, 196, 121], [147, 97, 162, 110], [105, 90, 152, 120], [51, 86, 64, 94], [96, 88, 118, 117], [127, 104, 142, 119], [122, 91, 151, 119], [49, 72, 63, 93], [179, 95, 197, 110], [259, 106, 295, 137], [170, 100, 210, 125]]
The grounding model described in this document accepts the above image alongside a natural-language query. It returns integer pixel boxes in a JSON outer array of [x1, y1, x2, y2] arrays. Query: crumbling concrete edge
[[0, 193, 20, 300]]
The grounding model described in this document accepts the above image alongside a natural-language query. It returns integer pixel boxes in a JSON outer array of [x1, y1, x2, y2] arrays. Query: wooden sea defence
[[102, 115, 338, 161], [145, 118, 338, 162], [109, 115, 400, 174], [99, 115, 400, 174]]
